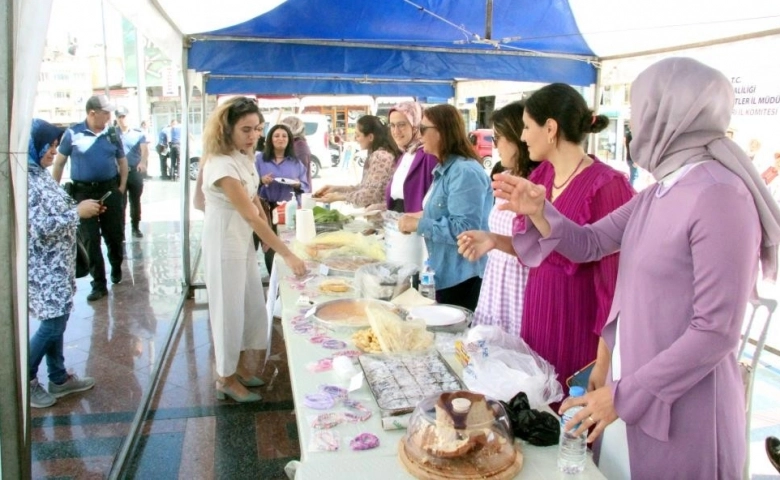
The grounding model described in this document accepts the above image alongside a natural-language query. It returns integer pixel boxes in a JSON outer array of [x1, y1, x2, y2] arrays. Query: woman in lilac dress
[[471, 58, 780, 479], [473, 102, 538, 336], [461, 83, 634, 387]]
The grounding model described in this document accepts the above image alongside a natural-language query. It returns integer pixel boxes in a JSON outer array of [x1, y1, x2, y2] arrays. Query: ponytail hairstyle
[[525, 83, 608, 146]]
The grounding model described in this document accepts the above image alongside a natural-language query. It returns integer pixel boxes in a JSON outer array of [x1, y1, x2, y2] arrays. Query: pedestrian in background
[[115, 106, 148, 239], [168, 119, 182, 180], [280, 116, 313, 188], [156, 126, 169, 180]]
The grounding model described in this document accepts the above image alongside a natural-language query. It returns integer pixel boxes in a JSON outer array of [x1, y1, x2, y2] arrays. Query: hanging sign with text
[[731, 76, 780, 117]]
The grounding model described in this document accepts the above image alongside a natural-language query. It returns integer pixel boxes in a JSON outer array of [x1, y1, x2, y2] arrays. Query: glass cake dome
[[399, 390, 522, 479]]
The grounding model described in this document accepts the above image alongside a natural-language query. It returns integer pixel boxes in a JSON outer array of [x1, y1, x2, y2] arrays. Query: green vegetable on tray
[[312, 206, 351, 224]]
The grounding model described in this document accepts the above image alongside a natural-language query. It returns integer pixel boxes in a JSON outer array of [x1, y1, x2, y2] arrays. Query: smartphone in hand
[[566, 360, 596, 390], [99, 191, 112, 203]]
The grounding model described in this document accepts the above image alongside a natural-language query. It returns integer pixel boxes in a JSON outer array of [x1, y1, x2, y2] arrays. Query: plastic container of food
[[305, 298, 395, 330], [399, 390, 523, 479], [354, 262, 419, 300]]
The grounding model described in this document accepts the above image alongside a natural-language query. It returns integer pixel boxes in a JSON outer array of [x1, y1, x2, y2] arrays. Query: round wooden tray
[[398, 439, 523, 480]]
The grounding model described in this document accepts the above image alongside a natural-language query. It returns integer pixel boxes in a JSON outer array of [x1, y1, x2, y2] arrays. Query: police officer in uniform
[[168, 119, 182, 180], [53, 95, 128, 301], [115, 106, 148, 239], [157, 127, 170, 179]]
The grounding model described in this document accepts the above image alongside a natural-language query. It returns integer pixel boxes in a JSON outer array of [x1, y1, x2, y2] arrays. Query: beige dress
[[201, 150, 267, 377]]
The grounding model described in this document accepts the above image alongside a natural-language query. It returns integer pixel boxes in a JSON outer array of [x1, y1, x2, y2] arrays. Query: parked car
[[188, 135, 202, 181], [469, 129, 494, 169]]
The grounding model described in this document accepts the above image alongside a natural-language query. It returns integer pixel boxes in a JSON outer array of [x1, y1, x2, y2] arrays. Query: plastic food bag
[[500, 391, 560, 446], [365, 304, 433, 353], [355, 262, 418, 300], [294, 231, 385, 262], [461, 325, 563, 408]]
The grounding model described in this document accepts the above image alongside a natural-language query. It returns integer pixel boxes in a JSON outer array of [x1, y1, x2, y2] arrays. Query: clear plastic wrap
[[461, 325, 564, 408], [365, 304, 433, 353], [294, 231, 386, 263], [354, 262, 418, 301]]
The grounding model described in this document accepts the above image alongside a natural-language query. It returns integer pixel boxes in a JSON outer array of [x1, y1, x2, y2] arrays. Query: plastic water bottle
[[285, 192, 297, 228], [418, 260, 436, 301], [557, 385, 587, 474]]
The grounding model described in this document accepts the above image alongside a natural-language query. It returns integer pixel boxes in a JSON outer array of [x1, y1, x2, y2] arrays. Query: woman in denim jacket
[[398, 105, 492, 310]]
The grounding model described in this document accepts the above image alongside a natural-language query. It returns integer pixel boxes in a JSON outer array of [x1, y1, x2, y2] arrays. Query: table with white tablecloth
[[268, 257, 606, 480]]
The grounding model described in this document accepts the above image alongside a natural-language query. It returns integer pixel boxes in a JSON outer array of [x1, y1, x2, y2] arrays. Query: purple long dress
[[516, 159, 634, 385], [514, 160, 758, 478]]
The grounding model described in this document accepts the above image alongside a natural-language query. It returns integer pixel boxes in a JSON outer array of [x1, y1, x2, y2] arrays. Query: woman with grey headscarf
[[460, 57, 780, 478]]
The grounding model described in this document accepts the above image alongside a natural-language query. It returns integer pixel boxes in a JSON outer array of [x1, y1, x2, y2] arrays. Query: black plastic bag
[[500, 391, 560, 446]]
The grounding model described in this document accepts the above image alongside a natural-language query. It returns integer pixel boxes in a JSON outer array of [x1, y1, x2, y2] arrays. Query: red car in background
[[469, 129, 495, 169]]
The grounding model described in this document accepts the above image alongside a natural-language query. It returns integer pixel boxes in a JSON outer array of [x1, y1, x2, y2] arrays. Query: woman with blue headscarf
[[28, 119, 103, 408]]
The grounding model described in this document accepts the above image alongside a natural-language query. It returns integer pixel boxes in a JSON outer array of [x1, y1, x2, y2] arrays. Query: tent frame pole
[[599, 27, 780, 61], [0, 0, 27, 478], [190, 35, 597, 63]]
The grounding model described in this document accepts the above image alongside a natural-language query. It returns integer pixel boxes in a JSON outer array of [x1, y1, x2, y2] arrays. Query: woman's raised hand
[[457, 230, 495, 261], [492, 173, 546, 217]]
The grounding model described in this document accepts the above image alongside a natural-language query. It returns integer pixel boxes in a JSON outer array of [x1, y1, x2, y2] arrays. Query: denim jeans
[[29, 313, 69, 384]]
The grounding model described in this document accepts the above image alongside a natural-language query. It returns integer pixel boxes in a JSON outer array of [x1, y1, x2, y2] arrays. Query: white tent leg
[[0, 0, 26, 477]]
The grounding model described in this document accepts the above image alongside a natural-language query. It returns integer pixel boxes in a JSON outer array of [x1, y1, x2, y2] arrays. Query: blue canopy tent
[[4, 1, 780, 478], [166, 0, 780, 96], [186, 0, 598, 96]]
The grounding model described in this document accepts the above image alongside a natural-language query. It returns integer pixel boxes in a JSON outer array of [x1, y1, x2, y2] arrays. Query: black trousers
[[169, 144, 180, 179], [124, 168, 144, 229], [436, 276, 482, 311], [253, 222, 278, 274], [159, 152, 169, 179], [73, 185, 124, 289]]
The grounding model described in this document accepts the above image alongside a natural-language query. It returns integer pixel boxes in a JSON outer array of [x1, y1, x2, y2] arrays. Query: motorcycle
[[329, 142, 341, 167]]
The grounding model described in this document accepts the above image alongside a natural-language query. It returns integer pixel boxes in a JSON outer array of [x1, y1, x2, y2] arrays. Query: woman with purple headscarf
[[460, 57, 780, 478], [367, 101, 438, 213]]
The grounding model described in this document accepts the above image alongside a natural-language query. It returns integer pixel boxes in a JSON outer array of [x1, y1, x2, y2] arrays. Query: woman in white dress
[[201, 97, 307, 402]]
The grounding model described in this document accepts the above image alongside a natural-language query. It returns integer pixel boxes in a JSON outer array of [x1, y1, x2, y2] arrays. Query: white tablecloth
[[271, 259, 606, 480]]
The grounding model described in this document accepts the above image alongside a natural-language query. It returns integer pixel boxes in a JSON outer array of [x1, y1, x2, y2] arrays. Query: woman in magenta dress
[[460, 83, 634, 387]]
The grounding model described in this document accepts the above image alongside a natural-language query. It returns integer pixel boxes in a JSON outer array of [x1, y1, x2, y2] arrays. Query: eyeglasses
[[388, 121, 410, 130], [230, 97, 258, 112], [419, 124, 437, 135]]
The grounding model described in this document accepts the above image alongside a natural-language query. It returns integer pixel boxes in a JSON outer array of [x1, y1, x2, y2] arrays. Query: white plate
[[274, 177, 299, 185], [408, 305, 466, 327]]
